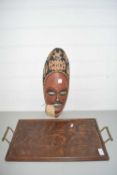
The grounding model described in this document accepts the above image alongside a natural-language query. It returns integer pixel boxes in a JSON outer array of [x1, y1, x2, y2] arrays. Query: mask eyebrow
[[46, 87, 56, 92], [46, 88, 56, 96], [60, 89, 68, 92]]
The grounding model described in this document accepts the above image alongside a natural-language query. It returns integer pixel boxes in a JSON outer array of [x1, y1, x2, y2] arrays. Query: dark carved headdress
[[43, 48, 69, 82]]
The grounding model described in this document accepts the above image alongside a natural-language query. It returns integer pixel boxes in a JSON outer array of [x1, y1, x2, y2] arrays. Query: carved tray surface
[[5, 119, 109, 161]]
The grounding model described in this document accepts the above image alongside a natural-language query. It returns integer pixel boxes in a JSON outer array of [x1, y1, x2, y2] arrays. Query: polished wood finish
[[43, 48, 70, 117], [5, 119, 109, 161]]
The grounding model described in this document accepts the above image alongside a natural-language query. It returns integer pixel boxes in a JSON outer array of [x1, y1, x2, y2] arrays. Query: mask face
[[44, 72, 69, 116], [43, 48, 69, 117]]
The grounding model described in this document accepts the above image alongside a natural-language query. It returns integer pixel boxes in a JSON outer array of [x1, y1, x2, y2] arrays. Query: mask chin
[[45, 104, 63, 118], [55, 111, 62, 118]]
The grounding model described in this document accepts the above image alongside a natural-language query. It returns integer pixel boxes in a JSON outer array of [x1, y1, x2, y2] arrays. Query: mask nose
[[56, 93, 59, 102]]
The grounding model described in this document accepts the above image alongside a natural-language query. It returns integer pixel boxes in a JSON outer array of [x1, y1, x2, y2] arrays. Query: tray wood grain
[[5, 119, 109, 161]]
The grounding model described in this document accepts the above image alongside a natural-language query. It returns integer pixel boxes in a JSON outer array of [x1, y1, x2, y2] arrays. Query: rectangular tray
[[5, 118, 109, 161]]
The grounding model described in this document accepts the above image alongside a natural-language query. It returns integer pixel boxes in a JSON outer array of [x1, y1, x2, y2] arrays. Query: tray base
[[5, 119, 109, 161]]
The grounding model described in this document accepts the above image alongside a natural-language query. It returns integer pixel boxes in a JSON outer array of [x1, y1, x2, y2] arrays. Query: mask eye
[[47, 91, 56, 96], [60, 91, 67, 96]]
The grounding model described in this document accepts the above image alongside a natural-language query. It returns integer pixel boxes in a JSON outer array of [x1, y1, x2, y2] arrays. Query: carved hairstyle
[[43, 48, 69, 82]]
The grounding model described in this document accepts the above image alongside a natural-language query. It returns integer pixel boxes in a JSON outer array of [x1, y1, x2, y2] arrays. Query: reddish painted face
[[44, 72, 69, 117]]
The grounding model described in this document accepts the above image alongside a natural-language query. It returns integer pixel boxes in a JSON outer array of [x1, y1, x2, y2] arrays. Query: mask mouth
[[53, 102, 62, 108]]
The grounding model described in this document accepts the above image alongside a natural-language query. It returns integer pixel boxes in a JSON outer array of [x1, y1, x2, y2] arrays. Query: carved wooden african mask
[[43, 48, 70, 117]]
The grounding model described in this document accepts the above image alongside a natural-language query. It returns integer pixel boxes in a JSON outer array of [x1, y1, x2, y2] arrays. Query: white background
[[0, 0, 117, 111]]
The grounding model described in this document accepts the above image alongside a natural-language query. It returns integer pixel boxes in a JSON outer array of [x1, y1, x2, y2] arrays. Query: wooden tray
[[4, 119, 109, 161]]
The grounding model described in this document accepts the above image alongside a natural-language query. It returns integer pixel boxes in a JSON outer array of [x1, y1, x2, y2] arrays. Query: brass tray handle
[[100, 126, 113, 144], [2, 126, 14, 144]]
